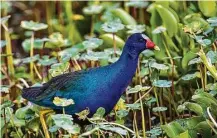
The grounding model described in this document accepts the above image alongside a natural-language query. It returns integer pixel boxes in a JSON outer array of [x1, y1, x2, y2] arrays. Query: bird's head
[[124, 33, 159, 58]]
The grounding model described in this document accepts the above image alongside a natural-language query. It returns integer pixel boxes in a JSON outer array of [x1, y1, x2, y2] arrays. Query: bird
[[22, 33, 159, 118]]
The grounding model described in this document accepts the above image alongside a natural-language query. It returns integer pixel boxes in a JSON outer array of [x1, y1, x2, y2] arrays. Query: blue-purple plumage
[[22, 33, 156, 117]]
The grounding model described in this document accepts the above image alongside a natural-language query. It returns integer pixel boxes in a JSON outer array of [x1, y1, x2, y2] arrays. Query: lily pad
[[127, 85, 150, 94], [22, 38, 46, 52], [83, 5, 103, 15], [126, 103, 141, 110], [22, 54, 40, 63], [0, 40, 6, 48], [100, 125, 128, 135], [21, 20, 48, 31], [101, 19, 124, 33], [153, 80, 172, 88], [126, 24, 146, 34], [125, 1, 149, 8], [82, 38, 103, 49], [0, 15, 11, 24], [150, 62, 169, 70], [206, 50, 217, 64], [181, 72, 200, 81], [45, 32, 71, 48], [152, 106, 167, 112], [49, 62, 70, 77], [152, 26, 166, 34], [207, 17, 217, 26], [93, 107, 105, 119], [188, 57, 201, 65], [53, 97, 74, 107], [38, 56, 57, 66]]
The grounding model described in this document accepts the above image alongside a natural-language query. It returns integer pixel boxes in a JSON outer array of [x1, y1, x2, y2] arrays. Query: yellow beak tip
[[154, 46, 160, 51]]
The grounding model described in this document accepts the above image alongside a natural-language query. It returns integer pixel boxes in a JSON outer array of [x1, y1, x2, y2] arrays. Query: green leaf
[[126, 85, 150, 94], [125, 1, 149, 8], [0, 40, 6, 48], [100, 125, 128, 135], [101, 18, 124, 33], [161, 121, 185, 138], [45, 32, 71, 48], [22, 54, 40, 63], [152, 26, 166, 34], [93, 107, 106, 119], [181, 72, 200, 81], [0, 100, 13, 109], [126, 103, 141, 110], [153, 80, 172, 88], [116, 109, 128, 118], [198, 1, 217, 17], [0, 86, 9, 93], [126, 24, 146, 34], [184, 102, 203, 116], [206, 51, 217, 64], [38, 56, 57, 66], [100, 34, 125, 49], [22, 39, 45, 52], [83, 5, 103, 15], [188, 57, 201, 65], [15, 106, 34, 120], [49, 62, 70, 77], [207, 17, 217, 26], [150, 62, 169, 70], [21, 20, 48, 31], [26, 117, 40, 132], [174, 130, 190, 138], [82, 38, 103, 49], [152, 106, 167, 112], [0, 15, 11, 24]]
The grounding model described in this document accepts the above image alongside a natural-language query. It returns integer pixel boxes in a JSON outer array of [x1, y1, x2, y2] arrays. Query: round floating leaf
[[181, 72, 200, 81], [0, 40, 6, 48], [75, 109, 90, 121], [53, 97, 74, 107], [93, 107, 106, 119], [101, 19, 124, 33], [127, 85, 150, 94], [22, 38, 46, 52], [126, 103, 141, 110], [152, 26, 166, 34], [82, 38, 103, 49], [150, 62, 169, 70], [45, 32, 71, 48], [100, 125, 128, 135], [125, 1, 149, 8], [1, 85, 9, 93], [38, 56, 57, 66], [141, 49, 155, 58], [188, 57, 201, 65], [152, 106, 167, 112], [0, 15, 11, 24], [116, 109, 128, 118], [207, 17, 217, 26], [83, 5, 103, 15], [206, 50, 217, 64], [21, 20, 48, 31], [22, 54, 40, 63], [153, 80, 172, 88], [26, 117, 40, 132], [126, 24, 146, 34], [49, 62, 70, 77], [15, 106, 35, 120]]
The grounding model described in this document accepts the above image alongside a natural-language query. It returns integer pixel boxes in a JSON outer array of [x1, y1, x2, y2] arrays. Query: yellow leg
[[39, 109, 54, 138]]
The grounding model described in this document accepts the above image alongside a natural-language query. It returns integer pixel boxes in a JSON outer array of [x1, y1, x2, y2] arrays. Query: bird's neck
[[114, 49, 139, 84]]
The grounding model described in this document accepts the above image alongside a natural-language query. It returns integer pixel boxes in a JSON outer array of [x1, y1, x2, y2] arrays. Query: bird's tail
[[22, 87, 42, 101]]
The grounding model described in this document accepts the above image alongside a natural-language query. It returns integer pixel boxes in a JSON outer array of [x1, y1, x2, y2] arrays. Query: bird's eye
[[139, 38, 144, 42]]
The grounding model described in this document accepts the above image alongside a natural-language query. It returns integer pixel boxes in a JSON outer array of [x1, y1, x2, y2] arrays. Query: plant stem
[[3, 24, 15, 80], [154, 87, 163, 125], [30, 32, 35, 82], [90, 15, 95, 37], [139, 92, 146, 138], [112, 33, 117, 57]]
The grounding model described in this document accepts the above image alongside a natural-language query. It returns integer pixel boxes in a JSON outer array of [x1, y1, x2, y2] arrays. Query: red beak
[[146, 39, 155, 49]]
